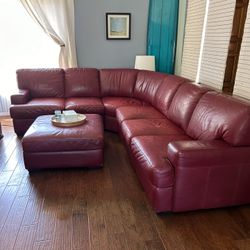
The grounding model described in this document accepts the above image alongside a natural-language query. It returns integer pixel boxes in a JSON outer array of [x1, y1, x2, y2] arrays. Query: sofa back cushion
[[133, 71, 167, 104], [65, 68, 100, 97], [100, 69, 138, 97], [187, 92, 250, 146], [154, 75, 188, 116], [16, 69, 64, 98], [167, 83, 210, 130]]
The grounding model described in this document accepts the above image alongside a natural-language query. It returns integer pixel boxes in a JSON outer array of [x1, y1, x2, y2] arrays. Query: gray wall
[[75, 0, 149, 68]]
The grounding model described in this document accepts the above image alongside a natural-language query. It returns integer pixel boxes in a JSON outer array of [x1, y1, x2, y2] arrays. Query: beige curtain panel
[[20, 0, 78, 68]]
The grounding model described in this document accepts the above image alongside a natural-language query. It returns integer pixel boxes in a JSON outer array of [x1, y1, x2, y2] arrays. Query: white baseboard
[[0, 112, 10, 117]]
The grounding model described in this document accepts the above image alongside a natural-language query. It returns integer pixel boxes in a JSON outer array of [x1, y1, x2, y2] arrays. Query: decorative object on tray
[[51, 110, 86, 127], [106, 13, 131, 40]]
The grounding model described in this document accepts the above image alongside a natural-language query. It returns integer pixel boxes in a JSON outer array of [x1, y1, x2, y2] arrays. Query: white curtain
[[20, 0, 78, 68]]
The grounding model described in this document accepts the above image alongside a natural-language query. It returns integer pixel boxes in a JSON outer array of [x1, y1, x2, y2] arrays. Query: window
[[0, 0, 59, 113]]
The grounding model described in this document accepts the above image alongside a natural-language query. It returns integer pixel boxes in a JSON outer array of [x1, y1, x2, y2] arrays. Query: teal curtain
[[147, 0, 179, 73]]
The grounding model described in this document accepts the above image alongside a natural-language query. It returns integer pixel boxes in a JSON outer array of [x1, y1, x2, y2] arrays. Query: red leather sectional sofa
[[10, 68, 250, 213]]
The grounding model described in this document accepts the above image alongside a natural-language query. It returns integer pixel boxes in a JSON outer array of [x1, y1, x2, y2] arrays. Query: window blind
[[180, 0, 206, 80], [198, 0, 236, 89], [233, 4, 250, 99]]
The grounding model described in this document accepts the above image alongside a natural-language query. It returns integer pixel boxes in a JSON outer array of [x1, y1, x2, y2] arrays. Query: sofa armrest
[[11, 89, 30, 104], [166, 140, 250, 212], [167, 140, 250, 168]]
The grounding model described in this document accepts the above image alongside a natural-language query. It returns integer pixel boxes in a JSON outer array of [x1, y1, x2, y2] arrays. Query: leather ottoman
[[22, 114, 104, 171]]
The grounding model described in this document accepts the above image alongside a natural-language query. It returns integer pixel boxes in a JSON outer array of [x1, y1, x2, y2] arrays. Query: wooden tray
[[51, 114, 86, 127]]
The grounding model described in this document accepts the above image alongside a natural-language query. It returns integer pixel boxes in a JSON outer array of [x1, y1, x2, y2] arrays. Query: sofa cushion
[[65, 97, 104, 114], [131, 134, 190, 188], [187, 92, 250, 146], [167, 83, 210, 130], [100, 69, 138, 97], [133, 71, 167, 104], [102, 97, 143, 117], [154, 75, 189, 116], [121, 118, 185, 144], [16, 69, 64, 98], [65, 68, 100, 97], [116, 106, 165, 124], [10, 98, 64, 119]]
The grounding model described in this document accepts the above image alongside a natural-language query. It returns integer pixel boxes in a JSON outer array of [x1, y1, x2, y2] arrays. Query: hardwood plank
[[0, 195, 29, 249], [0, 185, 19, 230], [22, 197, 43, 226], [72, 198, 90, 250], [188, 210, 245, 249], [117, 199, 146, 249], [132, 201, 160, 241], [34, 174, 59, 242], [7, 169, 26, 186], [33, 240, 53, 250], [2, 140, 22, 172], [17, 175, 35, 197], [0, 136, 19, 169], [151, 212, 203, 250], [52, 202, 73, 250], [0, 128, 15, 152], [228, 207, 250, 238], [234, 238, 250, 249], [87, 205, 109, 250], [103, 199, 124, 235], [86, 179, 109, 250], [51, 174, 74, 250], [145, 240, 166, 250], [107, 233, 130, 250], [0, 185, 5, 199], [13, 224, 37, 250], [0, 171, 12, 188]]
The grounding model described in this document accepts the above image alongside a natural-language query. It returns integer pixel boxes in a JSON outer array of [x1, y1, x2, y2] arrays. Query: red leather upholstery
[[121, 118, 185, 144], [102, 97, 143, 116], [129, 150, 174, 212], [11, 89, 30, 104], [134, 71, 167, 104], [167, 140, 250, 211], [116, 106, 165, 124], [154, 75, 189, 116], [23, 115, 103, 152], [22, 115, 104, 170], [131, 135, 190, 188], [187, 92, 250, 146], [10, 98, 64, 119], [65, 97, 104, 114], [16, 69, 64, 98], [24, 150, 103, 170], [100, 69, 138, 97], [12, 119, 35, 136], [167, 83, 210, 130], [65, 68, 100, 97]]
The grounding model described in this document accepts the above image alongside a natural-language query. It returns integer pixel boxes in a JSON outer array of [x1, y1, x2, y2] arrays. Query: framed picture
[[106, 13, 131, 40]]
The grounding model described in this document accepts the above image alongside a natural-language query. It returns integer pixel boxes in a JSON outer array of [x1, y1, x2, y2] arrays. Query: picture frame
[[106, 13, 131, 40]]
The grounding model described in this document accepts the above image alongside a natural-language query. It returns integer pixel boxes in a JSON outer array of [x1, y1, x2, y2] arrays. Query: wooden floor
[[0, 123, 250, 250]]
